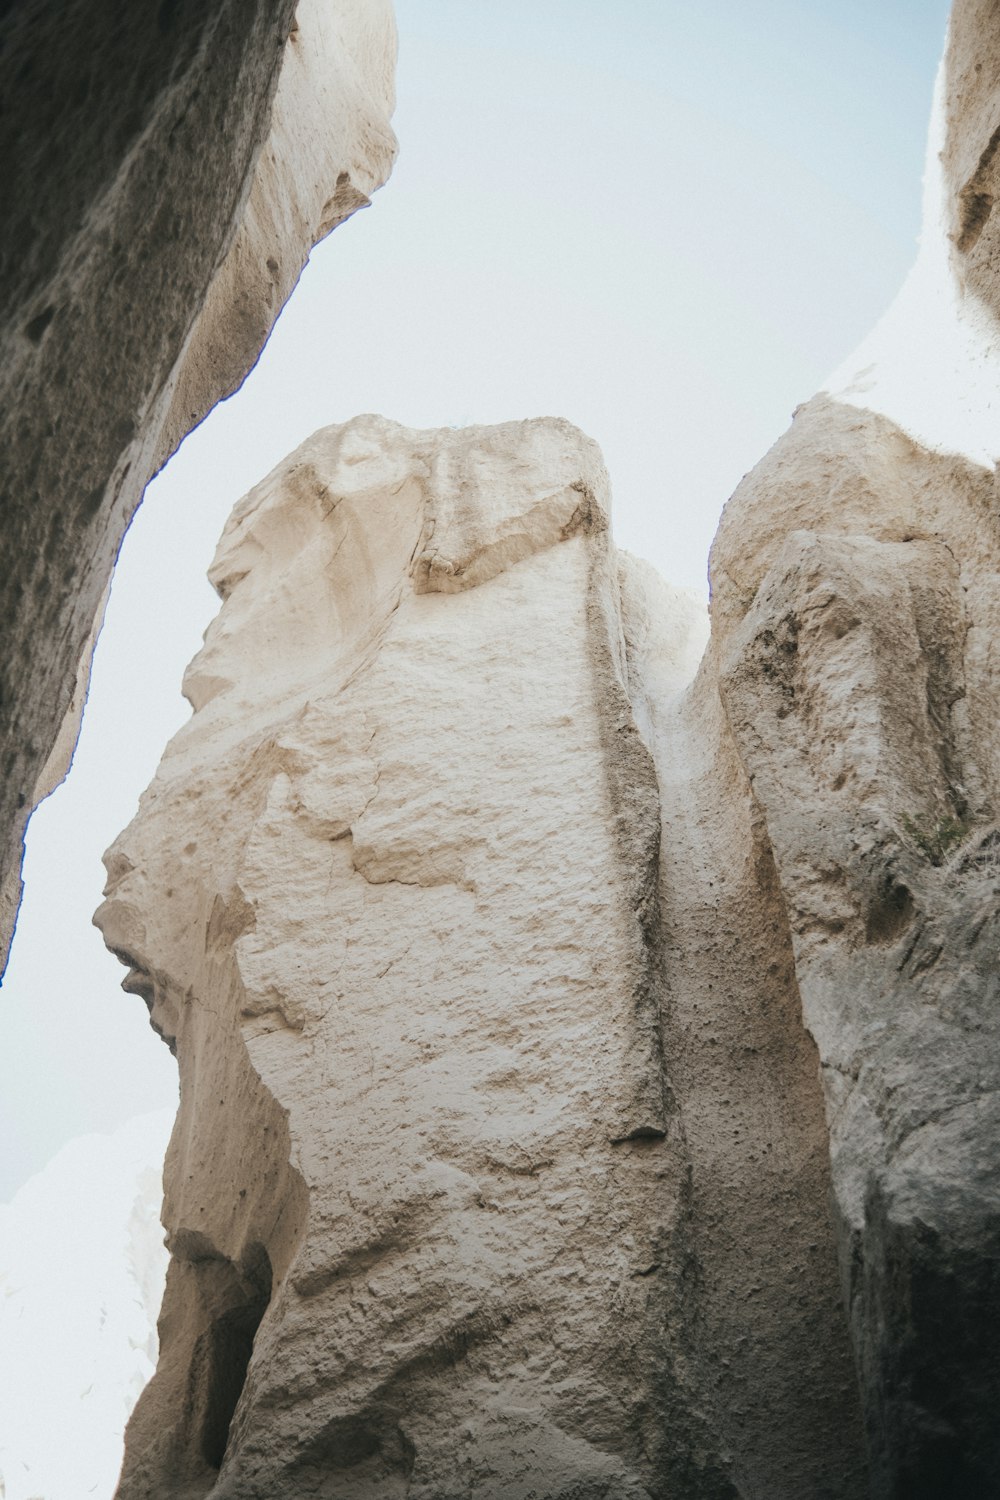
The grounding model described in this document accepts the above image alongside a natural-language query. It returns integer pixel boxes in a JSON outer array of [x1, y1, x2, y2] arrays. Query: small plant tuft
[[900, 812, 971, 866]]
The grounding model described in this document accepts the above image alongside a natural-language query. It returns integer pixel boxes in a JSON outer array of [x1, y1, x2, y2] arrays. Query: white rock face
[[97, 416, 872, 1497], [97, 417, 669, 1495], [0, 1111, 171, 1500]]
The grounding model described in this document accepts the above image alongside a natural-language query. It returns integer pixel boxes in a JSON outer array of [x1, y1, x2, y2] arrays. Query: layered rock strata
[[97, 416, 868, 1497], [0, 0, 397, 973]]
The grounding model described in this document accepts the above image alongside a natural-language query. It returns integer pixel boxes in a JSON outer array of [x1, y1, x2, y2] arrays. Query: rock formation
[[92, 1, 1000, 1494], [710, 403, 1000, 1498], [691, 9, 1000, 1489], [97, 416, 869, 1497], [0, 0, 398, 974]]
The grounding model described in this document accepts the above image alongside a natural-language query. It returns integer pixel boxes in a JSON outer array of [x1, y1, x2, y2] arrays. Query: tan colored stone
[[98, 416, 870, 1497], [88, 4, 1000, 1492], [944, 0, 1000, 309]]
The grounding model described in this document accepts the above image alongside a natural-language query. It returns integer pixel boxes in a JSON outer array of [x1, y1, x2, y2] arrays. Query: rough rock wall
[[625, 580, 870, 1499], [96, 416, 869, 1497], [91, 1, 1000, 1493], [699, 0, 1000, 1486], [0, 0, 397, 974], [943, 0, 1000, 309]]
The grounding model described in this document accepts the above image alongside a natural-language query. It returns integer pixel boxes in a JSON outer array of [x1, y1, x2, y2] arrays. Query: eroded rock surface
[[944, 0, 1000, 309], [0, 0, 397, 973], [91, 2, 1000, 1492], [690, 0, 1000, 1480], [710, 399, 1000, 1496], [97, 417, 868, 1497], [0, 1112, 172, 1500]]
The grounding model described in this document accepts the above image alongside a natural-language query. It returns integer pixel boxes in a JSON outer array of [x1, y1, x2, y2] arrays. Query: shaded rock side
[[710, 398, 1000, 1497], [944, 0, 1000, 311], [0, 0, 398, 974], [622, 560, 870, 1500], [97, 415, 867, 1497]]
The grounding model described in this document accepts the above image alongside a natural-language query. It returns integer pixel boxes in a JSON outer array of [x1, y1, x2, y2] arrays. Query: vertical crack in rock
[[80, 4, 1000, 1492], [168, 1234, 274, 1473], [102, 409, 941, 1496], [585, 506, 670, 1148]]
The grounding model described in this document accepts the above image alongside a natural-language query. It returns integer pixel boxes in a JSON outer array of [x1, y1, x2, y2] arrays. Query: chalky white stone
[[97, 416, 869, 1497]]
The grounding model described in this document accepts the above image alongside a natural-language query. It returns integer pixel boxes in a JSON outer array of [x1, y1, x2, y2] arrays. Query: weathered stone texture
[[87, 0, 1000, 1492], [0, 0, 397, 972], [97, 417, 869, 1497], [944, 0, 1000, 308], [710, 397, 1000, 1497], [625, 596, 870, 1500]]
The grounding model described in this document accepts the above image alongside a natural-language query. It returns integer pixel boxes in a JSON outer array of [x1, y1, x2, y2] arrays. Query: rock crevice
[[89, 1, 1000, 1491], [98, 416, 704, 1496]]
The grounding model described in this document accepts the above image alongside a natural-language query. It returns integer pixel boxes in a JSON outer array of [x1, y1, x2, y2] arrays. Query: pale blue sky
[[0, 1, 950, 1196]]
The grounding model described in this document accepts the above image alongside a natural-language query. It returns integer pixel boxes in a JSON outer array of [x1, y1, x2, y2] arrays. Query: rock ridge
[[710, 395, 1000, 1497]]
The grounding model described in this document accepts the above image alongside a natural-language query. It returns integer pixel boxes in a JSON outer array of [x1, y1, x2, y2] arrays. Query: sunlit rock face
[[710, 405, 1000, 1497], [0, 0, 397, 975], [96, 416, 870, 1497]]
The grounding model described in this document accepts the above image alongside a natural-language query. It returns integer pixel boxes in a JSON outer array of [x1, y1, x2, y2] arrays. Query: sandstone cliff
[[92, 1, 1000, 1493], [97, 417, 870, 1497], [696, 9, 1000, 1488], [0, 1112, 171, 1500], [709, 405, 1000, 1496], [0, 0, 398, 974]]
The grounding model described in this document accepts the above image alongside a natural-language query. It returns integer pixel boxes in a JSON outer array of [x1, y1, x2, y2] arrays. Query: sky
[[0, 0, 951, 1198]]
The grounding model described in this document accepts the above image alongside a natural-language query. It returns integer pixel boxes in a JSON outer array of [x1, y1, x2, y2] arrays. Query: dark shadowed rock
[[0, 0, 397, 972]]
